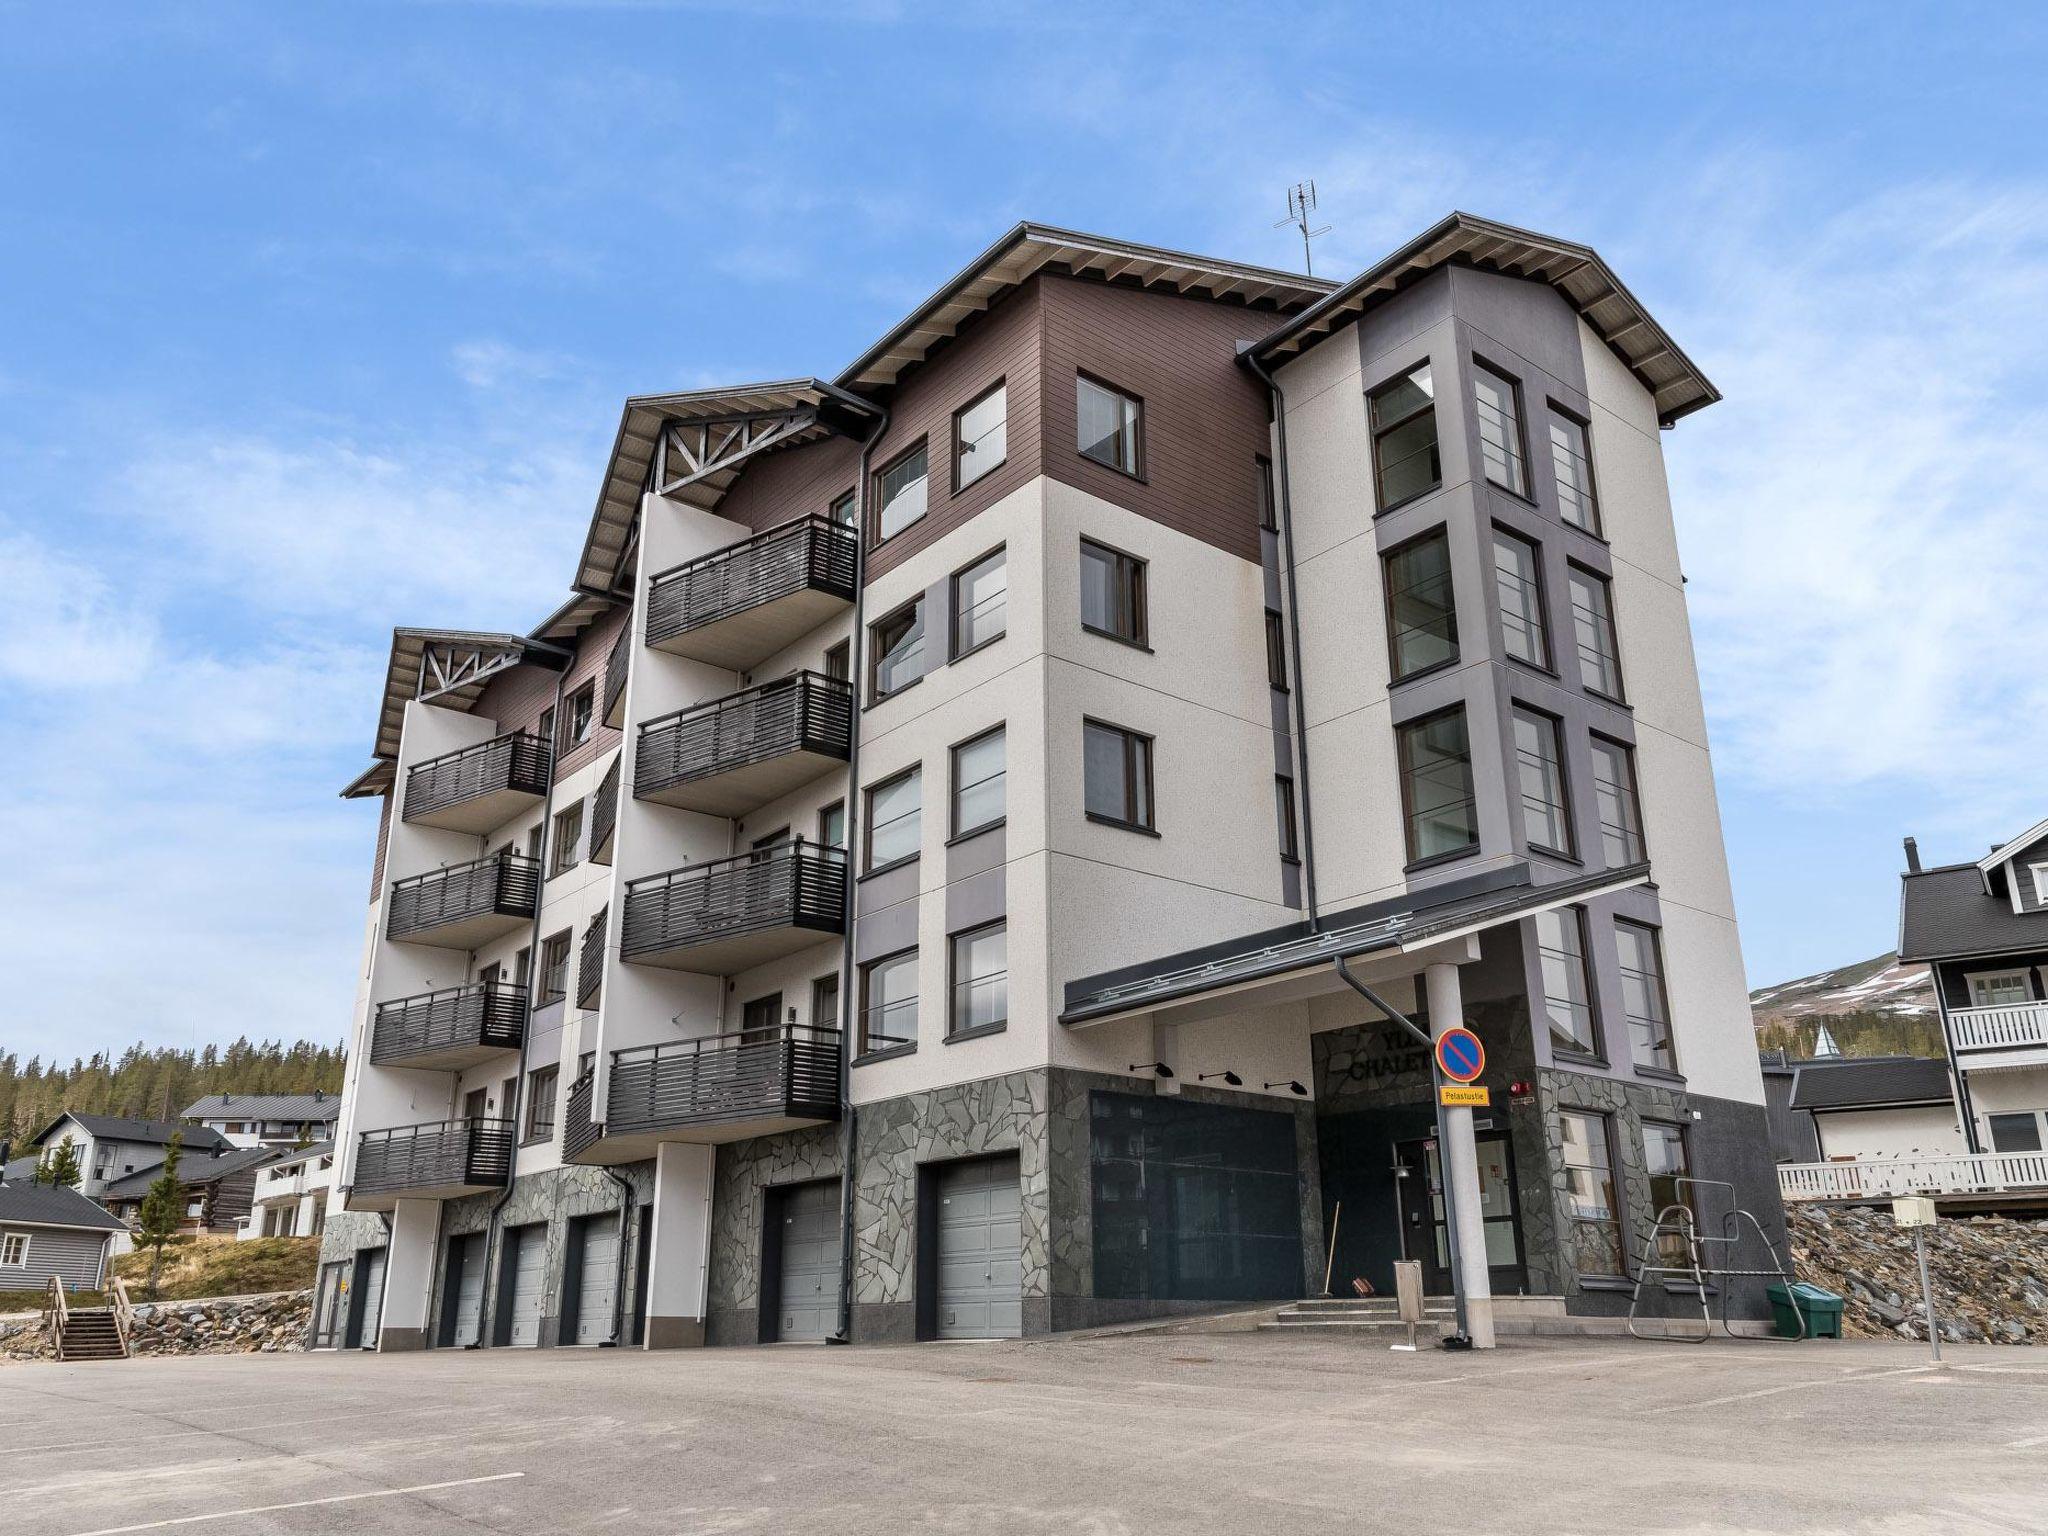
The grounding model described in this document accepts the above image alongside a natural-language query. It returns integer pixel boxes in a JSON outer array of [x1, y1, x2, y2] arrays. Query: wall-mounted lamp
[[1129, 1062, 1175, 1079], [1198, 1070, 1244, 1087], [1265, 1080, 1309, 1097]]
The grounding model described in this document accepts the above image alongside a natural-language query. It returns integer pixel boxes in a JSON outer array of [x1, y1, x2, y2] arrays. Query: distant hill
[[1, 1039, 345, 1146], [1750, 952, 1944, 1059]]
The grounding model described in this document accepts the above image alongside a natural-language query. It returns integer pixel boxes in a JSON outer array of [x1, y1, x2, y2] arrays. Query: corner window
[[1083, 719, 1154, 832], [1397, 706, 1477, 863], [1080, 538, 1147, 647], [1568, 565, 1625, 701], [949, 921, 1008, 1038], [524, 1065, 558, 1142], [1492, 528, 1550, 669], [537, 931, 572, 1006], [1536, 906, 1598, 1057], [1615, 919, 1676, 1072], [549, 799, 584, 877], [869, 596, 926, 701], [1472, 360, 1529, 497], [1559, 1109, 1623, 1276], [1383, 528, 1457, 681], [859, 949, 919, 1055], [1369, 362, 1440, 509], [1511, 706, 1573, 857], [951, 547, 1007, 658], [953, 382, 1007, 491], [874, 442, 929, 542], [1077, 374, 1143, 477], [1589, 735, 1645, 866], [950, 726, 1006, 839], [1275, 776, 1300, 864], [1549, 409, 1600, 534], [864, 765, 922, 870]]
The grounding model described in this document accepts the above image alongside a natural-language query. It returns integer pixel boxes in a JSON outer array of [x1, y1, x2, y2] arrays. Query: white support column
[[1425, 962, 1495, 1350], [644, 1141, 714, 1349], [378, 1197, 441, 1352]]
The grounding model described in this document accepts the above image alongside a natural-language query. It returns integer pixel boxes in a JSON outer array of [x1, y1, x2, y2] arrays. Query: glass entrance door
[[1394, 1133, 1527, 1295]]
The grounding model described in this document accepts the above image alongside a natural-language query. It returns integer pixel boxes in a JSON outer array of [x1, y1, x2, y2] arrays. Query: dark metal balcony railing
[[605, 1024, 841, 1140], [371, 982, 526, 1067], [645, 515, 856, 653], [602, 627, 630, 728], [636, 672, 852, 806], [387, 852, 541, 945], [351, 1117, 514, 1202], [621, 840, 847, 969], [563, 1069, 601, 1161], [589, 753, 621, 867], [578, 907, 607, 1009], [402, 731, 551, 827]]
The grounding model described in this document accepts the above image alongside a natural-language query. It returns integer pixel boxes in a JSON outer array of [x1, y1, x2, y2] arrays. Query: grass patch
[[114, 1236, 320, 1299]]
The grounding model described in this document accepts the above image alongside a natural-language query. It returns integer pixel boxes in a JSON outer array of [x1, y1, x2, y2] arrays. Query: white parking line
[[1647, 1364, 1934, 1413], [64, 1472, 525, 1534]]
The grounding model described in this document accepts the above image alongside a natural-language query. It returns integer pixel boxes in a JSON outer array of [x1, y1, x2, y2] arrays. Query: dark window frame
[[1382, 524, 1459, 683], [1256, 454, 1277, 531], [828, 487, 858, 528], [949, 544, 1008, 661], [811, 972, 842, 1035], [867, 593, 926, 703], [1471, 354, 1532, 501], [951, 378, 1009, 494], [948, 723, 1007, 841], [871, 438, 931, 545], [1510, 703, 1576, 859], [1491, 524, 1553, 673], [562, 682, 596, 750], [1589, 732, 1647, 867], [1275, 775, 1301, 865], [947, 919, 1009, 1041], [862, 763, 922, 874], [1567, 561, 1627, 703], [549, 798, 584, 878], [1395, 704, 1480, 868], [1559, 1108, 1625, 1278], [1075, 371, 1146, 480], [1615, 917, 1678, 1074], [1265, 609, 1289, 691], [1079, 536, 1149, 649], [816, 799, 846, 851], [857, 946, 919, 1059], [1547, 401, 1602, 536], [1368, 359, 1441, 512], [523, 1064, 559, 1144], [1535, 904, 1602, 1061], [1082, 716, 1157, 835], [536, 929, 573, 1007]]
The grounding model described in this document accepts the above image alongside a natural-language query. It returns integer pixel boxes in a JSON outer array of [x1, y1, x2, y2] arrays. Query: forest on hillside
[[0, 1040, 346, 1145], [1753, 1010, 1947, 1061]]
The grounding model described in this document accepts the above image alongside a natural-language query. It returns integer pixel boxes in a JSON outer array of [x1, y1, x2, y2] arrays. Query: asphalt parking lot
[[4, 1332, 2044, 1535]]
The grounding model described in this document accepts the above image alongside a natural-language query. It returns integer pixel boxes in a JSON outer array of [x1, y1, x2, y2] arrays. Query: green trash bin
[[1767, 1282, 1843, 1339]]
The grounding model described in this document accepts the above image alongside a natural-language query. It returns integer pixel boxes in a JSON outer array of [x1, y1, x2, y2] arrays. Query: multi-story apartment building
[[315, 213, 1780, 1353], [183, 1092, 339, 1150]]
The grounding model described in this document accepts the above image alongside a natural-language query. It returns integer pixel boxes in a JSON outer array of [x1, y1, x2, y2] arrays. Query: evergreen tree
[[36, 1136, 83, 1189], [136, 1133, 186, 1298]]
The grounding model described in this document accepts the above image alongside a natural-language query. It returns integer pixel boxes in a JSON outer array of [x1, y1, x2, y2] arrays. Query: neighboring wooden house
[[0, 1178, 128, 1293], [98, 1146, 280, 1237], [181, 1092, 340, 1150], [23, 1113, 232, 1201]]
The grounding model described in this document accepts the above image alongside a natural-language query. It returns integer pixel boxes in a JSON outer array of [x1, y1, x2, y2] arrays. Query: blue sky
[[3, 2, 2045, 1064]]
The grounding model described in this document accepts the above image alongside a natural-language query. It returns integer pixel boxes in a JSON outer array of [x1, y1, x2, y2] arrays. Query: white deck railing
[[1779, 1151, 2048, 1202], [1951, 999, 2048, 1052]]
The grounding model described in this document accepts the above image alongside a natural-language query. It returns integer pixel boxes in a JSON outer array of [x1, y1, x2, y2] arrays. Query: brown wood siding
[[369, 791, 393, 905], [1039, 274, 1273, 566], [473, 654, 564, 745], [551, 602, 631, 782], [713, 431, 860, 537]]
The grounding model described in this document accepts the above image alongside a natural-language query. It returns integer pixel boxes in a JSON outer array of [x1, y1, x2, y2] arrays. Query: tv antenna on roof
[[1276, 180, 1331, 276]]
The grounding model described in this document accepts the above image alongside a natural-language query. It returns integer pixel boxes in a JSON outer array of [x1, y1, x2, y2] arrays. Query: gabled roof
[[1788, 1056, 1953, 1111], [1898, 862, 2048, 962], [0, 1181, 128, 1233], [30, 1114, 230, 1153], [181, 1093, 339, 1123], [1978, 815, 2048, 878], [1249, 212, 1720, 426], [362, 627, 573, 769], [98, 1146, 280, 1201]]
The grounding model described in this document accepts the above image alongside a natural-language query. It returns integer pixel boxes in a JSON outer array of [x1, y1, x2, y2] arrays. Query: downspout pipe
[[1241, 348, 1320, 930], [600, 1165, 635, 1345], [831, 400, 892, 1344]]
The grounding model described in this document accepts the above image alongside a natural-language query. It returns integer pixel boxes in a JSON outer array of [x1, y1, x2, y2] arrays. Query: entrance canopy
[[1059, 861, 1651, 1029]]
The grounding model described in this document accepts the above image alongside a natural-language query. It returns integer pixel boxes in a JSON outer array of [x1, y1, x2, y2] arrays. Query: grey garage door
[[357, 1248, 387, 1349], [775, 1180, 841, 1342], [505, 1225, 546, 1348], [935, 1155, 1022, 1339], [571, 1215, 619, 1346], [450, 1234, 486, 1346]]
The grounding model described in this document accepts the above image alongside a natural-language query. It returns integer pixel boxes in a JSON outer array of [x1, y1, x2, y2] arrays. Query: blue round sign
[[1435, 1027, 1486, 1084]]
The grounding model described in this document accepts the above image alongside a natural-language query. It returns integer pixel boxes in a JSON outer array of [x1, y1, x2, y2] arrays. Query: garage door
[[357, 1248, 387, 1349], [935, 1155, 1022, 1339], [775, 1180, 841, 1342], [505, 1225, 546, 1348], [571, 1215, 619, 1346], [450, 1234, 486, 1346]]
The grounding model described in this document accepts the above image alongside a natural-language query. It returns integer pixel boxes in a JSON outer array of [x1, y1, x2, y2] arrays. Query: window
[[1383, 529, 1458, 680], [1256, 455, 1277, 531], [1077, 374, 1142, 476], [817, 800, 846, 850], [1397, 707, 1478, 863], [1989, 1113, 2044, 1153], [1472, 360, 1528, 496], [1568, 566, 1625, 700], [869, 596, 925, 700], [1275, 776, 1300, 863], [1549, 409, 1600, 534], [1589, 736, 1645, 866], [1265, 610, 1289, 690], [1643, 1121, 1694, 1262], [953, 381, 1007, 490], [537, 930, 572, 1006], [523, 823, 543, 860], [1511, 707, 1573, 857], [864, 765, 921, 870], [949, 921, 1008, 1037], [1559, 1109, 1622, 1276], [524, 1065, 558, 1142], [859, 949, 919, 1055], [1492, 529, 1550, 668], [513, 945, 532, 987], [1, 1233, 27, 1267], [2033, 864, 2048, 906], [1968, 970, 2033, 1008], [1369, 362, 1440, 509], [812, 973, 841, 1034], [1079, 538, 1147, 646], [549, 799, 583, 877], [1615, 919, 1676, 1071], [874, 441, 929, 541], [829, 488, 857, 527], [742, 992, 783, 1033], [1083, 719, 1154, 831], [951, 548, 1007, 658], [1536, 906, 1598, 1057], [823, 640, 850, 682], [564, 682, 596, 748], [537, 705, 555, 747], [950, 726, 1006, 838]]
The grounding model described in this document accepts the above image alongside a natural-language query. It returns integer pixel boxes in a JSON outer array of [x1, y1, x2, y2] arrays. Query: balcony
[[635, 672, 852, 818], [1951, 1000, 2048, 1061], [644, 514, 857, 670], [402, 731, 551, 834], [1780, 1151, 2048, 1204], [370, 982, 527, 1070], [602, 627, 630, 730], [563, 1068, 602, 1162], [566, 1025, 841, 1164], [578, 908, 606, 1009], [347, 1117, 514, 1210], [621, 841, 847, 974], [387, 852, 541, 949], [589, 753, 621, 866]]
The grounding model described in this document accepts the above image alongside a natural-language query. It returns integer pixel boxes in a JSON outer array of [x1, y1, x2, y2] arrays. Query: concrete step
[[1259, 1317, 1454, 1334]]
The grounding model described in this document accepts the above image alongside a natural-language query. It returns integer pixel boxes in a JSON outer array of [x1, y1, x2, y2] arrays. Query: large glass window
[[859, 949, 918, 1055], [1968, 970, 2032, 1008], [949, 922, 1008, 1037], [1568, 566, 1625, 700], [1472, 360, 1528, 496], [1492, 528, 1550, 668], [1080, 538, 1147, 646], [1549, 410, 1600, 533], [1589, 735, 1646, 865], [1384, 529, 1458, 680], [869, 596, 925, 700], [1643, 1120, 1694, 1261], [1083, 719, 1154, 831], [1369, 362, 1440, 509], [1615, 919, 1676, 1071], [874, 441, 929, 541], [864, 766, 921, 870], [951, 547, 1007, 658], [950, 726, 1006, 838], [953, 382, 1007, 490], [1559, 1109, 1623, 1276], [1536, 906, 1598, 1057], [1989, 1113, 2044, 1153], [524, 1065, 558, 1142], [537, 931, 571, 1006], [1398, 707, 1477, 863], [1077, 374, 1143, 476], [549, 799, 583, 877], [1512, 707, 1573, 856]]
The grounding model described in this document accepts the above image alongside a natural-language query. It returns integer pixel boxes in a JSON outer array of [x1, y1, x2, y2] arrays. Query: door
[[505, 1225, 547, 1347], [572, 1215, 619, 1346], [935, 1155, 1022, 1339], [1395, 1134, 1526, 1295], [774, 1180, 842, 1342], [311, 1260, 349, 1350], [464, 1087, 489, 1121], [357, 1248, 388, 1349], [450, 1234, 486, 1346]]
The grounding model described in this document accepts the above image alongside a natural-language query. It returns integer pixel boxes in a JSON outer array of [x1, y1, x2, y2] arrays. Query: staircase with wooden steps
[[57, 1307, 131, 1361], [1259, 1296, 1457, 1336]]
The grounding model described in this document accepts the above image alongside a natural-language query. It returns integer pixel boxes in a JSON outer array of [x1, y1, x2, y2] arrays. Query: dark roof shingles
[[1899, 864, 2048, 962], [1789, 1056, 1953, 1110]]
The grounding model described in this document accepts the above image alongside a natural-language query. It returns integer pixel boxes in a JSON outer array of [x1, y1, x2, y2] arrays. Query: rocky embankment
[[0, 1289, 311, 1362], [1788, 1204, 2048, 1345]]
